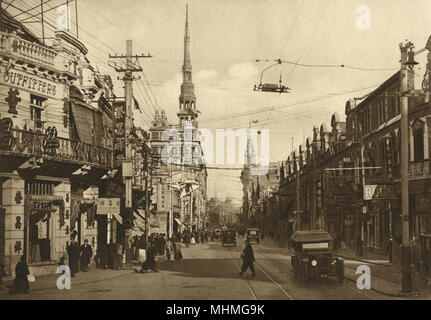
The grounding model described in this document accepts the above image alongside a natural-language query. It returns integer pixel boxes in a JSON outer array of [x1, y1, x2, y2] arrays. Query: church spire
[[178, 4, 198, 126], [184, 4, 191, 66]]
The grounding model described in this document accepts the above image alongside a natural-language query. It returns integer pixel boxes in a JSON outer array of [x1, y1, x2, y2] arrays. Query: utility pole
[[109, 40, 152, 250], [400, 40, 413, 292], [296, 153, 301, 230], [145, 162, 152, 246], [360, 125, 367, 258], [170, 160, 173, 238]]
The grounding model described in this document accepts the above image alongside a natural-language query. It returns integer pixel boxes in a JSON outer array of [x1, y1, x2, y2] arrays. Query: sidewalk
[[0, 265, 135, 298], [334, 246, 431, 297]]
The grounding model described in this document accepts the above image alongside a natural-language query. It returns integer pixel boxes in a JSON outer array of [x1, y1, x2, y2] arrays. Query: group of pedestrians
[[178, 229, 209, 247], [137, 235, 183, 273], [66, 236, 94, 277]]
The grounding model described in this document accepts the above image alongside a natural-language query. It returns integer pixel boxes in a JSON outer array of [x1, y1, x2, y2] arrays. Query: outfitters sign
[[0, 65, 58, 97]]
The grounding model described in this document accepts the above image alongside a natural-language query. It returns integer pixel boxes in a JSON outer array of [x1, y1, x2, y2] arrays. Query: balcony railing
[[4, 128, 113, 169], [409, 160, 430, 178], [0, 32, 56, 68]]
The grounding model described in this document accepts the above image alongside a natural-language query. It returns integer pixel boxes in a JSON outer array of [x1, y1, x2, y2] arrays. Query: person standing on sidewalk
[[66, 236, 80, 277], [239, 239, 255, 277], [9, 256, 30, 294], [173, 236, 183, 261], [166, 237, 174, 261], [138, 241, 158, 273], [80, 239, 93, 272]]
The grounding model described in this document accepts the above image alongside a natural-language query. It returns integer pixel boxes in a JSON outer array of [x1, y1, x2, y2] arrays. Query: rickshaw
[[290, 230, 344, 283], [246, 228, 260, 244], [221, 229, 236, 247]]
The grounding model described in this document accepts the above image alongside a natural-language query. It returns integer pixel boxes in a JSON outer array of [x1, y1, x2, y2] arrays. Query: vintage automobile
[[221, 229, 236, 247], [246, 228, 260, 244], [290, 230, 344, 283]]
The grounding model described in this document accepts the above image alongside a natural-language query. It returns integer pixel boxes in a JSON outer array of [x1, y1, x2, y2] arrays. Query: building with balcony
[[271, 35, 431, 275], [0, 8, 117, 277]]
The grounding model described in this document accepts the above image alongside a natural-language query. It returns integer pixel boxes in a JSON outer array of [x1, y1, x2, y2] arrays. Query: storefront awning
[[70, 101, 94, 144]]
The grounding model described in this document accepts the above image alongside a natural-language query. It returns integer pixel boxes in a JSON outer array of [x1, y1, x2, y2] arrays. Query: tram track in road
[[224, 245, 293, 300], [248, 243, 385, 300], [225, 247, 259, 300]]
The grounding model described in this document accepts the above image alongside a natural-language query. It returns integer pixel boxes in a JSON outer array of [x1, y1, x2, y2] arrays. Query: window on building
[[413, 120, 425, 162], [151, 131, 160, 140], [30, 94, 46, 132], [384, 96, 389, 122], [371, 105, 378, 130]]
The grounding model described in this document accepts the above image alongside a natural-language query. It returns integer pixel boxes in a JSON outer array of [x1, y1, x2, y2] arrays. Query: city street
[[1, 237, 396, 300], [2, 1, 431, 302]]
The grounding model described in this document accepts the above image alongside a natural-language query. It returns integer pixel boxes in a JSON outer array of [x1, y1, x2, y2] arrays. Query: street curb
[[343, 274, 421, 298], [1, 269, 136, 293], [334, 254, 391, 267]]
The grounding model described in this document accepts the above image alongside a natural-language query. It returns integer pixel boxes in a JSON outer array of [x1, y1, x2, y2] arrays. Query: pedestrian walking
[[239, 239, 255, 277], [9, 256, 30, 294], [80, 239, 93, 271], [138, 241, 158, 272], [66, 236, 80, 277], [160, 234, 167, 257], [184, 231, 190, 247]]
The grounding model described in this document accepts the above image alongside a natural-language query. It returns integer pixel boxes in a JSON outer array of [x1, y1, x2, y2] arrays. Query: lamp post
[[399, 40, 418, 293]]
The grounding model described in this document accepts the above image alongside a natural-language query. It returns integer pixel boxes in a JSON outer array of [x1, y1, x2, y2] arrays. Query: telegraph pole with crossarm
[[109, 40, 152, 254]]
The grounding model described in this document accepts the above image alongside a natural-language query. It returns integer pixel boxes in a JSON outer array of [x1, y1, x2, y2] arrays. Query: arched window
[[413, 119, 425, 161]]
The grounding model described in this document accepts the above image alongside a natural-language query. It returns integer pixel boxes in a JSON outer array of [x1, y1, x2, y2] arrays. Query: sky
[[7, 0, 431, 200]]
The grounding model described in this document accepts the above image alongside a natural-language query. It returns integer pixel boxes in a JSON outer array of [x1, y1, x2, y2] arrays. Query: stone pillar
[[2, 175, 25, 276], [424, 119, 429, 160], [52, 180, 70, 263], [410, 125, 414, 162]]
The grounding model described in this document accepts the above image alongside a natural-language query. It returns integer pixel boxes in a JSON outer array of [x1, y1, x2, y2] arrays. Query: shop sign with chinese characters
[[96, 198, 121, 215]]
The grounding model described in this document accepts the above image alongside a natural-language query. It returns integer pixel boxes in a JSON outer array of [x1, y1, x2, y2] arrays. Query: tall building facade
[[150, 5, 207, 235], [175, 5, 207, 232]]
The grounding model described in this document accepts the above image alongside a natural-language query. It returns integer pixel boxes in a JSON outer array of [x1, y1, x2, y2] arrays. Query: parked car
[[290, 230, 344, 283], [246, 228, 260, 244], [221, 229, 236, 247]]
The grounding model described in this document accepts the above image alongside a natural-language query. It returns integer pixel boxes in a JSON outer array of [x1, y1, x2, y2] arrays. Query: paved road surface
[[0, 237, 397, 300]]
